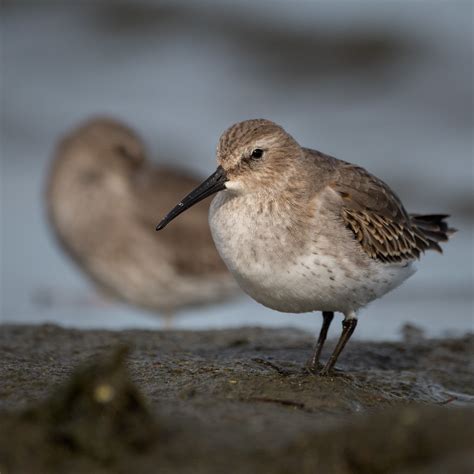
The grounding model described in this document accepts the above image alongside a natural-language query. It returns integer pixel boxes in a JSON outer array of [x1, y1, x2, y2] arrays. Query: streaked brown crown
[[217, 119, 286, 161], [215, 119, 304, 190]]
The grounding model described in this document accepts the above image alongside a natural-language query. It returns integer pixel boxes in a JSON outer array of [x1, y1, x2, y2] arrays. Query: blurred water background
[[1, 0, 473, 340]]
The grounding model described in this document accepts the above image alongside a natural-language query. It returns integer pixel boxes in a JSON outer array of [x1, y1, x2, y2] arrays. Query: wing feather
[[332, 164, 423, 263]]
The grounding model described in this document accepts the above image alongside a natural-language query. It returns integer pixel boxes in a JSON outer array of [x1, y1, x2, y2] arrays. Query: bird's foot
[[318, 366, 332, 377], [304, 359, 322, 375], [304, 360, 341, 377]]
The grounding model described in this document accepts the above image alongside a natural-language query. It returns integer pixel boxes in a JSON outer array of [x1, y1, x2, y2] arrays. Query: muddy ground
[[0, 324, 473, 473]]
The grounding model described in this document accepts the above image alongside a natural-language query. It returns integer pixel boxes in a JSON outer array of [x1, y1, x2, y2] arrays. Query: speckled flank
[[211, 191, 415, 315]]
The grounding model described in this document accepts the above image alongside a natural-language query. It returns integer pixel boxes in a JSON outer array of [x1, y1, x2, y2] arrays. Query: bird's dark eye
[[251, 148, 264, 159], [114, 144, 143, 165], [114, 144, 132, 160]]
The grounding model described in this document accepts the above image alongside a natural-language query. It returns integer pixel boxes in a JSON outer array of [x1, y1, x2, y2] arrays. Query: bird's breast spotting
[[209, 191, 416, 313]]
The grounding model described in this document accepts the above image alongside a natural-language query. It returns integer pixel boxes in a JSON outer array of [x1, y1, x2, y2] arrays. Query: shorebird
[[156, 119, 455, 374], [47, 117, 238, 323]]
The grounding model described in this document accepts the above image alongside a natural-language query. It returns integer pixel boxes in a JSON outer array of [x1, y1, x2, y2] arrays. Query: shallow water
[[1, 2, 473, 339]]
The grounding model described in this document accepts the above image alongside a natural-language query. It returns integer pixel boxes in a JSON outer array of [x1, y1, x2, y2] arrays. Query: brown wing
[[330, 162, 430, 263]]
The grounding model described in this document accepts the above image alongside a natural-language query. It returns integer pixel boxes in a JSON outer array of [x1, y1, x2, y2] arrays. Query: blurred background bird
[[46, 118, 239, 325]]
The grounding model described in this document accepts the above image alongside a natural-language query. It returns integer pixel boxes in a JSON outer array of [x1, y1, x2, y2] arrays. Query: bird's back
[[304, 147, 455, 263]]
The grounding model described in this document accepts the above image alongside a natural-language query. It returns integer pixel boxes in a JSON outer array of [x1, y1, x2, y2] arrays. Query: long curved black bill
[[156, 166, 228, 231]]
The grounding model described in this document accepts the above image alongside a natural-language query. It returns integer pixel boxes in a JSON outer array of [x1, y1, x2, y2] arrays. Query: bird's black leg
[[319, 316, 357, 376], [307, 311, 334, 372]]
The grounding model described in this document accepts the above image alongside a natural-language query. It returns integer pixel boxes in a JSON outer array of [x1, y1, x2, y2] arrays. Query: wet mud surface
[[0, 324, 473, 473]]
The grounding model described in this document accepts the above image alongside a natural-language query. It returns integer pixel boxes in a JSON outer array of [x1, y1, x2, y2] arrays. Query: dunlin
[[47, 118, 238, 322], [156, 119, 455, 374]]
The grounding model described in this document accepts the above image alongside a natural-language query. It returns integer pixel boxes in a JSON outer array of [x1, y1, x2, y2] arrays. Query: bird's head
[[52, 118, 146, 191], [156, 119, 303, 230]]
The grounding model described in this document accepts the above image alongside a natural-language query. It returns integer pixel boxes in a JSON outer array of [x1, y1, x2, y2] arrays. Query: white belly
[[209, 192, 416, 314]]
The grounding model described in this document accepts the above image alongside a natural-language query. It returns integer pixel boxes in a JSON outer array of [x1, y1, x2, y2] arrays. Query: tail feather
[[409, 214, 456, 254]]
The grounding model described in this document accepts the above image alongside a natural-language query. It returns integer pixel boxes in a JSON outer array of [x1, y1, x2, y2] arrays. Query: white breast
[[209, 191, 416, 314]]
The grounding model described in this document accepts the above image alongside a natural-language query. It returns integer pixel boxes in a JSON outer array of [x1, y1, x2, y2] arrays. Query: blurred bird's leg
[[307, 311, 334, 372], [162, 310, 175, 330], [319, 312, 358, 376]]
